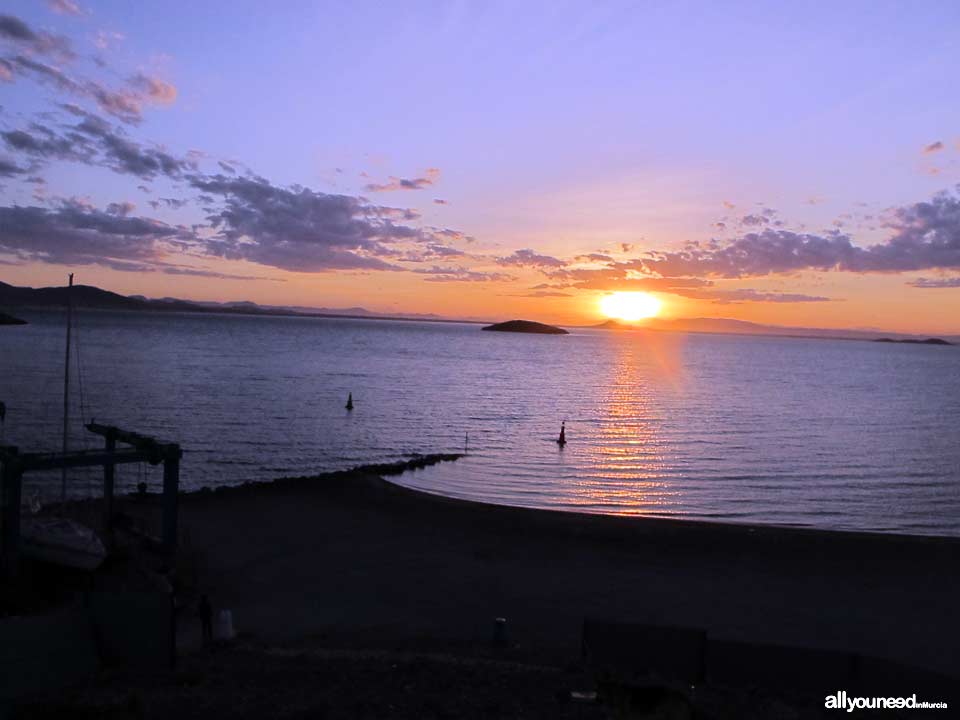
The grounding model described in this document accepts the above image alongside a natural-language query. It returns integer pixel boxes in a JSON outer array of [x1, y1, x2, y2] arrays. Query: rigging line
[[74, 305, 90, 431]]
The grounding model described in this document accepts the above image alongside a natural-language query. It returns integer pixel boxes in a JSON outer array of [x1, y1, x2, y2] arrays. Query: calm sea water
[[2, 309, 959, 536]]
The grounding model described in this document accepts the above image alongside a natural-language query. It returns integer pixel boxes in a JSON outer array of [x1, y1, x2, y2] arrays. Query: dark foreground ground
[[22, 640, 895, 720], [13, 467, 960, 717], [166, 471, 959, 674]]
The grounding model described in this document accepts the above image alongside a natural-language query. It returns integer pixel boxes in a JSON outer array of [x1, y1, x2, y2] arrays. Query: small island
[[0, 312, 27, 326], [481, 319, 569, 335], [874, 337, 953, 346]]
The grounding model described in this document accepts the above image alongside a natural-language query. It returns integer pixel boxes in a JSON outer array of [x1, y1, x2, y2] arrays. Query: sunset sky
[[2, 1, 959, 332]]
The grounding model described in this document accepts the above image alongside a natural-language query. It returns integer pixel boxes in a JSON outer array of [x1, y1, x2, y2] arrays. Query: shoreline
[[175, 456, 960, 545]]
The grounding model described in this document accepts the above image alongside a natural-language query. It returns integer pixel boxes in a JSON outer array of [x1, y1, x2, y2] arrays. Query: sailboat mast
[[61, 272, 73, 505]]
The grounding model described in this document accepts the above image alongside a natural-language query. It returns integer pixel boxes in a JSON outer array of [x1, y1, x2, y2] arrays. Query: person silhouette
[[198, 594, 213, 646]]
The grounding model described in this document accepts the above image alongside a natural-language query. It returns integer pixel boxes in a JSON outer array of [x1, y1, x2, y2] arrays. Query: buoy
[[345, 393, 354, 410], [557, 421, 567, 447]]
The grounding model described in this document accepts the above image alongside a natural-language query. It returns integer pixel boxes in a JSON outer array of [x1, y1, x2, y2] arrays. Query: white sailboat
[[21, 515, 106, 571], [20, 274, 107, 571]]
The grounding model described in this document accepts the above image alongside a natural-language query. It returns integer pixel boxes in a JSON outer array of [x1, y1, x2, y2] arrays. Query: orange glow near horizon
[[599, 292, 663, 321]]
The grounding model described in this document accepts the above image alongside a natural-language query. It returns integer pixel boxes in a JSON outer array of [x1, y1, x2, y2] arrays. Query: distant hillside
[[0, 280, 470, 324], [590, 316, 960, 344], [0, 311, 27, 325], [874, 337, 953, 346], [0, 280, 151, 311], [4, 279, 955, 341]]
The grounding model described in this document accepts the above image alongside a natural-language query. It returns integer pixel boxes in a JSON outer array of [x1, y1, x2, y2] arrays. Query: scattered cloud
[[93, 30, 125, 51], [155, 265, 281, 281], [635, 189, 960, 278], [128, 72, 177, 104], [907, 277, 960, 288], [1, 14, 177, 125], [543, 262, 831, 303], [923, 141, 945, 154], [2, 111, 195, 179], [105, 201, 135, 216], [0, 157, 27, 176], [48, 0, 83, 16], [365, 168, 439, 192], [5, 55, 151, 123], [2, 124, 93, 165], [682, 288, 832, 304], [148, 197, 189, 211], [190, 174, 454, 273], [496, 248, 567, 269], [410, 266, 514, 282], [0, 199, 192, 270], [514, 290, 572, 297], [0, 14, 74, 61], [433, 198, 448, 205]]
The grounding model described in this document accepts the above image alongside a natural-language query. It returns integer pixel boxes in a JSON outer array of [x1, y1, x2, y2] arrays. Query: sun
[[599, 292, 662, 321]]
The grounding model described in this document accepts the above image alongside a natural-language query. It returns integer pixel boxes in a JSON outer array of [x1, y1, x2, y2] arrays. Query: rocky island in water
[[482, 320, 569, 335], [874, 337, 953, 346]]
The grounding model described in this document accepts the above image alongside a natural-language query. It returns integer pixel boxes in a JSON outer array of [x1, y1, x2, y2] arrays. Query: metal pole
[[61, 272, 74, 506], [2, 458, 23, 579], [162, 447, 181, 554], [103, 432, 116, 545]]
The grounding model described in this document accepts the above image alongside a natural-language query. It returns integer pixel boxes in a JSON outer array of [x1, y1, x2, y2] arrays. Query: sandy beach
[[159, 466, 959, 679]]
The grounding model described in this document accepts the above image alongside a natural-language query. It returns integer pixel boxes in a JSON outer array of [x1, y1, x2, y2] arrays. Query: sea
[[2, 309, 958, 537]]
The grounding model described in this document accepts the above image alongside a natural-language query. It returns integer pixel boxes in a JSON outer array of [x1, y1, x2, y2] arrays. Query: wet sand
[[166, 468, 960, 678]]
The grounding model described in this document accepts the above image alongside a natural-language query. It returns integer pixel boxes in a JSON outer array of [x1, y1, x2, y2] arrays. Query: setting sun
[[599, 292, 663, 321]]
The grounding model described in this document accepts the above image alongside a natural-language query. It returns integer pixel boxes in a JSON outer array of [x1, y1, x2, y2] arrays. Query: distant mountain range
[[1, 279, 956, 342], [0, 280, 459, 323], [590, 318, 959, 344]]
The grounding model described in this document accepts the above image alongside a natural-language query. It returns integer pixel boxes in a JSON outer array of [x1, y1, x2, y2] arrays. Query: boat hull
[[20, 517, 107, 571]]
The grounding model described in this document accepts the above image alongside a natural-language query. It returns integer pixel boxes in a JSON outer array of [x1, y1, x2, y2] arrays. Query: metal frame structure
[[1, 422, 181, 578]]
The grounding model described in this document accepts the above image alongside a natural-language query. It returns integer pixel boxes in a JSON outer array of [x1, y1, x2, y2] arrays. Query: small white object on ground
[[216, 609, 235, 640]]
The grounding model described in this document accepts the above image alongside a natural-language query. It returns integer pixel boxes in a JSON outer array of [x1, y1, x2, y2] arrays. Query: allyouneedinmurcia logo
[[825, 691, 948, 712]]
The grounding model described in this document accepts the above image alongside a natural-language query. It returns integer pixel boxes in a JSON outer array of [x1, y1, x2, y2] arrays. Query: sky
[[1, 0, 959, 332]]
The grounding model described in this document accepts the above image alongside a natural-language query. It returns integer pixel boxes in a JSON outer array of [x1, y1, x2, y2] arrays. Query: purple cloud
[[410, 266, 514, 282], [0, 157, 27, 176], [907, 277, 960, 288], [0, 200, 192, 269], [0, 14, 73, 61], [496, 248, 567, 269], [189, 174, 460, 273], [365, 168, 439, 192], [637, 190, 960, 278], [3, 112, 194, 179], [47, 0, 83, 16]]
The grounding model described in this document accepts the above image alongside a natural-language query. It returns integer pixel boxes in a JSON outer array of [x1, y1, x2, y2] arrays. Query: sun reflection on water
[[566, 332, 687, 516]]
